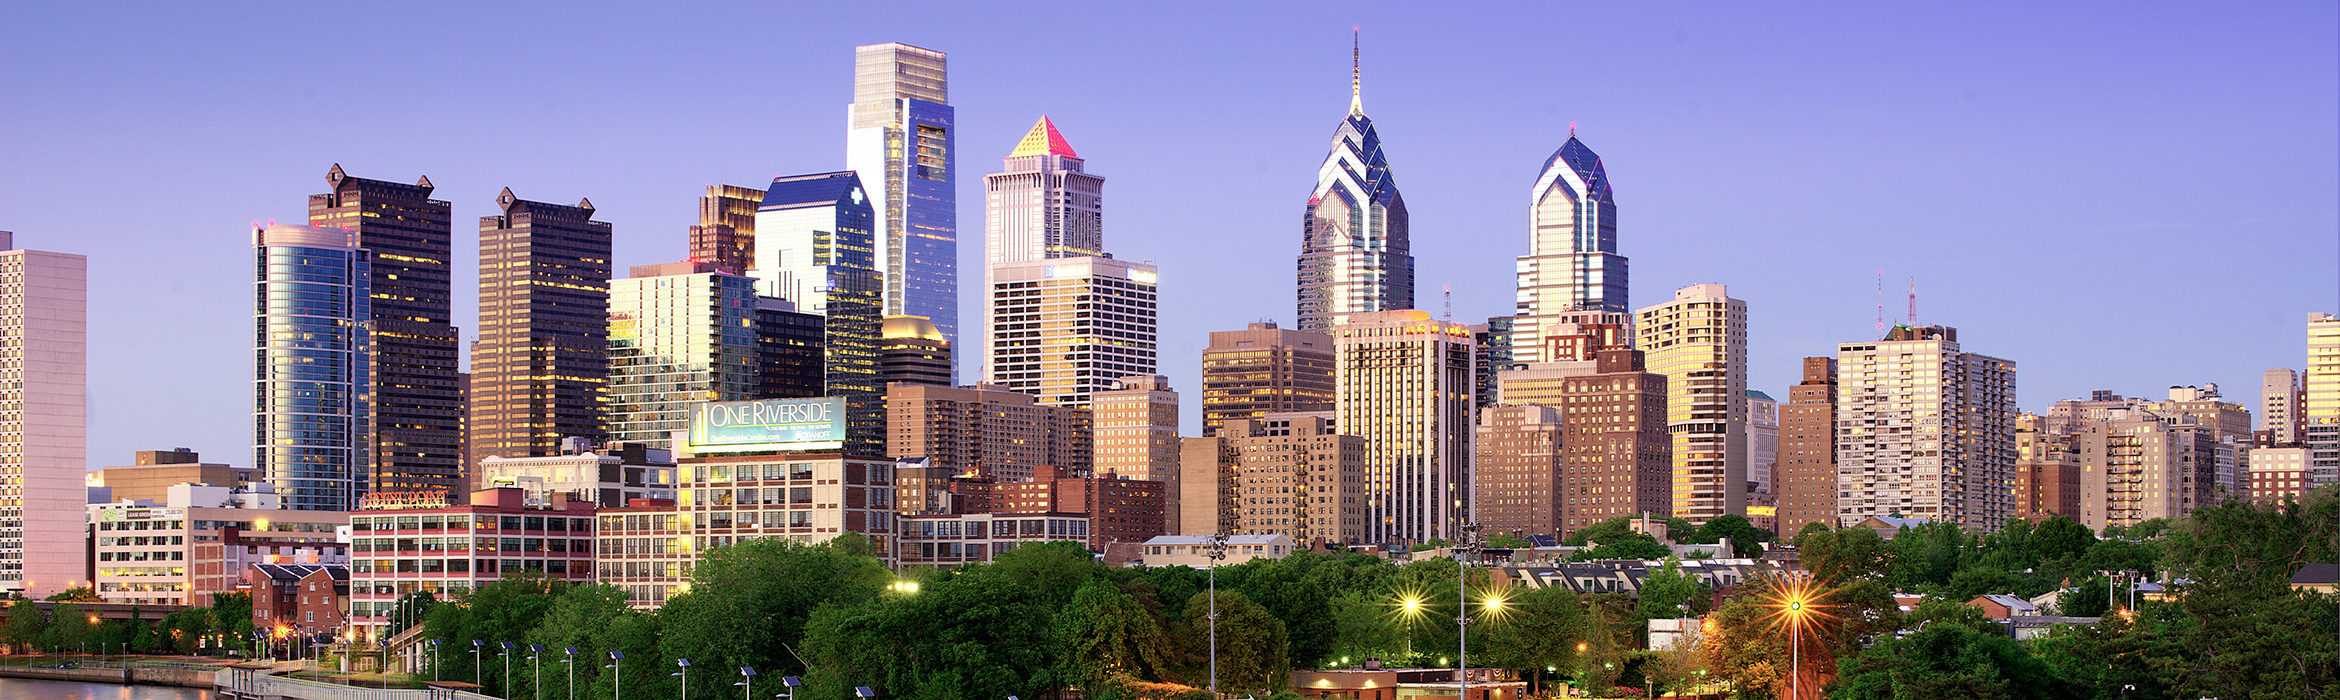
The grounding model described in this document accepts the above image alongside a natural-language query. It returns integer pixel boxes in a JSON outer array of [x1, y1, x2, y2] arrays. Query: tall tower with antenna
[[1296, 28, 1413, 332]]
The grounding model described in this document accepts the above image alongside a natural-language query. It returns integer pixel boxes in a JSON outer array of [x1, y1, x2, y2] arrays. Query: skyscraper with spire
[[1297, 32, 1412, 333], [846, 43, 958, 363], [983, 116, 1105, 381], [1511, 130, 1628, 365]]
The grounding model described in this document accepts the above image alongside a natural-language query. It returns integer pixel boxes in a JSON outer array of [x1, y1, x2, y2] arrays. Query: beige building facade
[[1200, 322, 1335, 437], [1474, 405, 1565, 541], [1227, 414, 1366, 545], [885, 383, 1092, 484], [1635, 284, 1748, 524], [1833, 325, 2018, 532], [1333, 310, 1476, 545]]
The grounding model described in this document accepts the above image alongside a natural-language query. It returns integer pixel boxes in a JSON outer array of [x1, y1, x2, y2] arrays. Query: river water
[[0, 677, 209, 699]]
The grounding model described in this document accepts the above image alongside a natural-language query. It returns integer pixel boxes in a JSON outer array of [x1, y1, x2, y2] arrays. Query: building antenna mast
[[1875, 269, 1885, 336], [1443, 285, 1452, 321], [1907, 277, 1918, 326]]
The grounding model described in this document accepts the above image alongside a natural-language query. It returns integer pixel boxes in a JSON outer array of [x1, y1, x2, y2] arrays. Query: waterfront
[[0, 677, 207, 699]]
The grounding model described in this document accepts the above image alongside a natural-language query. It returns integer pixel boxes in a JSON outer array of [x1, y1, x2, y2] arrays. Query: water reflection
[[0, 677, 209, 699]]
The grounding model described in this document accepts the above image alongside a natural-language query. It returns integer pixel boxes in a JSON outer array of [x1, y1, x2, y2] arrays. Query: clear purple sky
[[3, 3, 2334, 469]]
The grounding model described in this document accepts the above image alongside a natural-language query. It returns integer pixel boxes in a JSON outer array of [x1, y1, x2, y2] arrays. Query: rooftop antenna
[[1907, 277, 1918, 326], [1442, 285, 1452, 321], [1349, 26, 1363, 115], [1875, 269, 1885, 336]]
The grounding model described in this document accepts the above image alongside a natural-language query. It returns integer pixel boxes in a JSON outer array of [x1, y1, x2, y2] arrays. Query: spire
[[1349, 27, 1364, 116], [1008, 116, 1078, 158]]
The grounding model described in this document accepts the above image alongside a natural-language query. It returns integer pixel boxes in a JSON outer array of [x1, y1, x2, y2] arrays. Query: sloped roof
[[1009, 116, 1078, 158], [2291, 562, 2339, 585]]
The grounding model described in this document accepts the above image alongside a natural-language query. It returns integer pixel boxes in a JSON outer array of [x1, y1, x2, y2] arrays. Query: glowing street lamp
[[1762, 574, 1836, 700]]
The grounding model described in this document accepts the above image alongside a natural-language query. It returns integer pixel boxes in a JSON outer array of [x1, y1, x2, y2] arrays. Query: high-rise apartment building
[[1636, 284, 1749, 524], [2304, 313, 2340, 486], [1473, 318, 1515, 408], [1200, 322, 1335, 437], [608, 262, 765, 449], [308, 166, 463, 496], [847, 42, 958, 350], [880, 315, 953, 388], [2013, 413, 2081, 521], [1555, 348, 1671, 537], [755, 172, 884, 454], [1777, 358, 1837, 537], [987, 257, 1158, 407], [885, 383, 1092, 485], [1512, 131, 1627, 365], [983, 117, 1104, 380], [1834, 325, 2018, 532], [254, 225, 370, 513], [1296, 38, 1411, 333], [0, 233, 84, 597], [1227, 413, 1366, 545], [688, 185, 763, 273], [1093, 375, 1179, 484], [2076, 408, 2217, 531], [1475, 405, 1565, 541], [2260, 368, 2303, 446], [472, 190, 613, 461], [1332, 310, 1473, 544], [1177, 436, 1240, 537]]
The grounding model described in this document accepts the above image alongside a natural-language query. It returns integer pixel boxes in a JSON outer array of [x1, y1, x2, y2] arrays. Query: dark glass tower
[[847, 43, 958, 362], [308, 165, 463, 496], [1298, 35, 1412, 333], [471, 189, 613, 460], [755, 172, 884, 455], [1512, 132, 1627, 364]]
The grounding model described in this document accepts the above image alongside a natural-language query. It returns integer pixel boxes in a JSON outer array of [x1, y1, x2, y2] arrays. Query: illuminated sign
[[359, 491, 452, 510], [97, 507, 185, 522], [689, 397, 847, 452]]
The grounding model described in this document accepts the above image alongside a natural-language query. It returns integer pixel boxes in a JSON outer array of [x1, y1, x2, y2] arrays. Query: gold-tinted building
[[1475, 405, 1565, 541], [471, 190, 613, 461], [1228, 413, 1365, 546], [1201, 322, 1334, 437]]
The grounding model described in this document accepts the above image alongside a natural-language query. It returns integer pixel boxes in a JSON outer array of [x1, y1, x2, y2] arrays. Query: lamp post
[[672, 658, 692, 700], [735, 666, 755, 700], [1455, 523, 1485, 700], [778, 675, 803, 700], [1204, 532, 1229, 698], [430, 639, 442, 682], [530, 644, 545, 700], [562, 647, 577, 700], [472, 640, 485, 688], [605, 651, 624, 700], [502, 642, 516, 698]]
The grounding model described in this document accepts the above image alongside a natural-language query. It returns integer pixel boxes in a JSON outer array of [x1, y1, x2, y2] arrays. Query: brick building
[[345, 489, 596, 643], [249, 564, 349, 640]]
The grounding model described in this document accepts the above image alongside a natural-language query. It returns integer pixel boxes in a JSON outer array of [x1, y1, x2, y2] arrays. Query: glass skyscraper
[[254, 224, 372, 511], [1297, 37, 1412, 333], [607, 262, 764, 450], [1512, 132, 1628, 364], [847, 43, 958, 364], [755, 172, 883, 454]]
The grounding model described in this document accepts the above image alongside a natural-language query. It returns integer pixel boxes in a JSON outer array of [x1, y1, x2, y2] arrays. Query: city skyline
[[2, 4, 2333, 466]]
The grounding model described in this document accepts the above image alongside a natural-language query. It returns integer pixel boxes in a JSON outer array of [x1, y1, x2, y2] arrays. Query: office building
[[881, 315, 952, 388], [1834, 325, 2018, 532], [1332, 310, 1473, 544], [756, 172, 884, 454], [1473, 318, 1515, 409], [1200, 322, 1335, 437], [983, 116, 1105, 380], [1093, 375, 1180, 486], [2013, 414, 2082, 521], [1512, 130, 1627, 365], [847, 42, 958, 349], [672, 398, 898, 561], [1226, 413, 1366, 545], [476, 441, 676, 508], [1178, 436, 1240, 537], [1296, 37, 1412, 332], [1475, 405, 1565, 542], [1493, 321, 1630, 407], [1554, 348, 1671, 537], [593, 501, 689, 608], [346, 488, 596, 641], [885, 383, 1092, 486], [2245, 446, 2310, 504], [253, 224, 370, 513], [2075, 408, 2217, 531], [308, 166, 463, 496], [1777, 358, 1838, 537], [94, 450, 256, 505], [472, 190, 614, 460], [918, 465, 1168, 550], [608, 262, 764, 449], [2303, 313, 2339, 486], [91, 483, 347, 607], [687, 184, 763, 273], [1748, 390, 1779, 498], [2261, 368, 2303, 446], [987, 256, 1158, 407], [757, 299, 827, 399], [1636, 284, 1749, 524]]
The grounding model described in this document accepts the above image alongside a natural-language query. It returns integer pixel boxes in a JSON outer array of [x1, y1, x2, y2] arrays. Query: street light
[[502, 642, 517, 699], [1455, 522, 1487, 700], [605, 651, 625, 700], [672, 657, 691, 700], [530, 644, 545, 700], [562, 647, 577, 700], [854, 687, 876, 699], [473, 640, 485, 688], [735, 666, 756, 700], [777, 675, 802, 700], [1204, 532, 1229, 697]]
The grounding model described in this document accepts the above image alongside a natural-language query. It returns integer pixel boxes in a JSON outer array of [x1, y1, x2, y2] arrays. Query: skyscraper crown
[[1541, 135, 1612, 205], [1009, 116, 1078, 158]]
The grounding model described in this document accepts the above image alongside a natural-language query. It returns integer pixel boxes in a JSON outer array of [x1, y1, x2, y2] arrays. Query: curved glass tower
[[1297, 36, 1411, 333], [254, 224, 372, 511], [1512, 132, 1626, 364]]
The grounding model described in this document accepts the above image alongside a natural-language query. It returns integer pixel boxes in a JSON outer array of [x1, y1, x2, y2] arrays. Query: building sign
[[96, 507, 185, 522], [689, 397, 847, 453], [359, 491, 451, 510]]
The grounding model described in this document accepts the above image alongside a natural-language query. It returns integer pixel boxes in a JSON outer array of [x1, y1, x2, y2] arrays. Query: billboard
[[689, 397, 847, 452]]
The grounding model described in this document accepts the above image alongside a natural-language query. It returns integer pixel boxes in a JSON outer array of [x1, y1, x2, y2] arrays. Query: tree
[[1832, 617, 2067, 700], [526, 584, 642, 700], [659, 535, 891, 698], [1693, 514, 1768, 558], [1055, 580, 1172, 696], [1, 600, 47, 653], [1792, 524, 1890, 583], [1486, 533, 1531, 550], [45, 587, 101, 603], [1326, 589, 1407, 666], [802, 557, 1064, 700], [1570, 534, 1670, 562], [2030, 515, 2096, 563], [1565, 517, 1639, 546], [1169, 590, 1289, 694], [1630, 558, 1703, 643], [1476, 584, 1583, 692]]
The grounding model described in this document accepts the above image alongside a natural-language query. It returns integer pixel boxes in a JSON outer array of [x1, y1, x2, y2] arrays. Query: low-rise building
[[1965, 594, 2040, 620], [477, 441, 677, 508], [1137, 534, 1295, 568], [2245, 446, 2310, 504], [90, 483, 347, 606], [593, 500, 691, 608], [346, 488, 596, 643], [250, 564, 350, 639], [896, 512, 1100, 567]]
